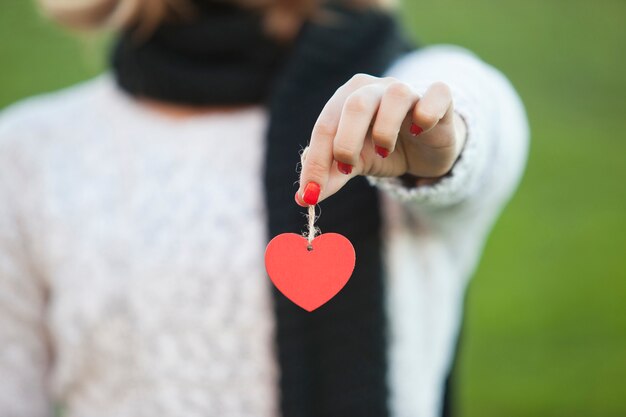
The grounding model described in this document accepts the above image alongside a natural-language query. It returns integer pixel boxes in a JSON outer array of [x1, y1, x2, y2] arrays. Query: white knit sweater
[[0, 45, 528, 417]]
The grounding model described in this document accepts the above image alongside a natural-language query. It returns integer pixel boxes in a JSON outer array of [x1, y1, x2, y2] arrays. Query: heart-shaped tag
[[265, 233, 356, 312]]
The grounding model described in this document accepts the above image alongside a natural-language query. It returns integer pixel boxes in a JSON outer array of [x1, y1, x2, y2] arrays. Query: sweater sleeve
[[0, 127, 53, 417], [371, 45, 529, 276]]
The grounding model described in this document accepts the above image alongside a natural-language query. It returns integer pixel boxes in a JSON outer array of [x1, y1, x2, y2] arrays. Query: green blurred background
[[1, 0, 625, 415]]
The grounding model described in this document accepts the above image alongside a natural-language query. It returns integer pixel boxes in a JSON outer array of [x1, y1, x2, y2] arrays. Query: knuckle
[[386, 81, 413, 100], [371, 126, 397, 146], [333, 142, 357, 163], [344, 94, 370, 113], [304, 158, 328, 178], [378, 76, 399, 86], [349, 73, 374, 86], [417, 110, 440, 128], [335, 83, 350, 95], [432, 81, 452, 97], [312, 120, 337, 138]]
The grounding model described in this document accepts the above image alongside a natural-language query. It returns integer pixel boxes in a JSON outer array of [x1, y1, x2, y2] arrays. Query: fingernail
[[410, 123, 423, 136], [302, 182, 321, 205], [375, 145, 390, 158], [337, 161, 353, 175], [294, 191, 307, 207]]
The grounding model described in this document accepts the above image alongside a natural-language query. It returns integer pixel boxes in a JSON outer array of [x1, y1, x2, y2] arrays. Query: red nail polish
[[303, 182, 321, 205], [337, 161, 353, 175], [375, 145, 390, 158], [410, 123, 423, 136]]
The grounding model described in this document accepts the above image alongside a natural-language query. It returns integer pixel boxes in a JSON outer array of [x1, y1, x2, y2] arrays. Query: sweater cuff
[[367, 85, 489, 208]]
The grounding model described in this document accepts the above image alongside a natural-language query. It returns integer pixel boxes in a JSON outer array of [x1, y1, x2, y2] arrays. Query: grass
[[1, 0, 625, 415]]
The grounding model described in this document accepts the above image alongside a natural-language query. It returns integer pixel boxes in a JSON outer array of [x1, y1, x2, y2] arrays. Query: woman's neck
[[137, 97, 257, 119]]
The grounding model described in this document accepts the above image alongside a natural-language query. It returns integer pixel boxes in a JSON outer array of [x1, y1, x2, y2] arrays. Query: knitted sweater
[[0, 45, 528, 417]]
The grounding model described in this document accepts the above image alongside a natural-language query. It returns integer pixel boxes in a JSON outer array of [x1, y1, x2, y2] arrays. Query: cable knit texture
[[0, 46, 528, 417]]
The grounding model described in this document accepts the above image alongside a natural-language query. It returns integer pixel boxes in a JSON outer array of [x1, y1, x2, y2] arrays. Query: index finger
[[297, 74, 377, 206]]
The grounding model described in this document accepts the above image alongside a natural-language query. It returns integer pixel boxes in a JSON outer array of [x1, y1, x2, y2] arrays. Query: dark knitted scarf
[[112, 2, 413, 416]]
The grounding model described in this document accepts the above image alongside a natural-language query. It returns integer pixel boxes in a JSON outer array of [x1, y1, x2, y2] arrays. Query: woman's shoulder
[[0, 75, 116, 151]]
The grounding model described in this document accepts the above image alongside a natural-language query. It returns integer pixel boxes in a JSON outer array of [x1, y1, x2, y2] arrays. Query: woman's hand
[[296, 74, 468, 206]]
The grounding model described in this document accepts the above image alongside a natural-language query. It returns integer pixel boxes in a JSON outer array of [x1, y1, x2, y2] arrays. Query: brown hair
[[39, 0, 396, 39]]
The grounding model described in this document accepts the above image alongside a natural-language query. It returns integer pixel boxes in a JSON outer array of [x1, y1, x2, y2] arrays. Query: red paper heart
[[265, 233, 356, 312]]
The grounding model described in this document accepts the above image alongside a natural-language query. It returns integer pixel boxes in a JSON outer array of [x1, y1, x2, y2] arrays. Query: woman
[[0, 0, 528, 416]]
